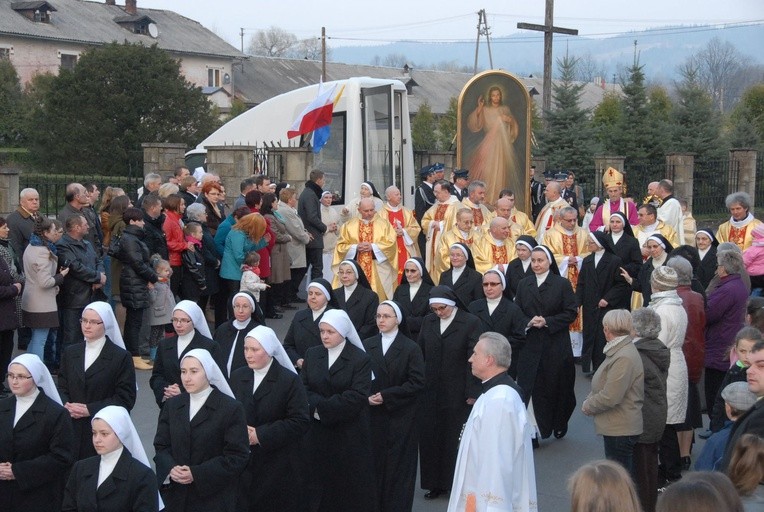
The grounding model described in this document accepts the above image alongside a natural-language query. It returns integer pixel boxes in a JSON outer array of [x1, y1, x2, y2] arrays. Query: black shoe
[[681, 456, 691, 471], [424, 490, 442, 500], [266, 313, 284, 319], [554, 427, 567, 439], [280, 304, 298, 310]]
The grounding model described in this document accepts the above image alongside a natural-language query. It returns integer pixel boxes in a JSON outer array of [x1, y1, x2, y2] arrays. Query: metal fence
[[756, 157, 764, 209], [623, 160, 672, 203], [693, 159, 739, 216]]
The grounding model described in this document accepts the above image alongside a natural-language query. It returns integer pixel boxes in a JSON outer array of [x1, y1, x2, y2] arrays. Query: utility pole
[[321, 26, 326, 82], [517, 0, 578, 126], [240, 27, 244, 53], [473, 9, 494, 75]]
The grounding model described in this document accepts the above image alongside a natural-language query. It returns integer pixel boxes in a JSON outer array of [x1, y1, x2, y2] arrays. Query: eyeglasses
[[79, 318, 103, 326], [431, 305, 449, 313], [482, 282, 502, 287], [376, 314, 396, 319], [171, 317, 192, 324], [6, 373, 33, 381], [404, 268, 419, 273], [232, 304, 252, 310]]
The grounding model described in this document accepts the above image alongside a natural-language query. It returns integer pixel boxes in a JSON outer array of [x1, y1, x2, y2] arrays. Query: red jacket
[[676, 285, 706, 383], [163, 210, 186, 267]]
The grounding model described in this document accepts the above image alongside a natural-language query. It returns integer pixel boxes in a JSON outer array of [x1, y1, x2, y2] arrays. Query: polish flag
[[287, 82, 337, 139]]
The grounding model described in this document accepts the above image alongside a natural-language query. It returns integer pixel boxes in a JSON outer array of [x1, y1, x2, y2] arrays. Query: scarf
[[185, 234, 202, 249], [242, 264, 261, 276], [29, 233, 57, 255]]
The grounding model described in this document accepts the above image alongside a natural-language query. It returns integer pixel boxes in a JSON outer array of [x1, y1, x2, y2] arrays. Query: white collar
[[486, 296, 502, 306], [644, 221, 659, 232], [386, 203, 401, 212], [232, 318, 250, 330], [344, 281, 358, 295], [253, 358, 273, 378], [380, 329, 398, 343], [312, 305, 327, 321], [730, 213, 755, 229], [536, 270, 550, 286]]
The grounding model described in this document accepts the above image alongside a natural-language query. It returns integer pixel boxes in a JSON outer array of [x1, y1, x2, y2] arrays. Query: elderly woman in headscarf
[[577, 230, 631, 374], [58, 301, 136, 461], [300, 309, 377, 511], [154, 349, 249, 512], [149, 300, 219, 407], [334, 259, 380, 340], [392, 256, 434, 342], [514, 245, 578, 444], [0, 354, 74, 511], [213, 292, 261, 380], [706, 241, 751, 295], [417, 286, 482, 500], [283, 279, 339, 370], [363, 300, 425, 512], [320, 190, 341, 283], [63, 406, 159, 512], [230, 326, 310, 512], [621, 233, 673, 308]]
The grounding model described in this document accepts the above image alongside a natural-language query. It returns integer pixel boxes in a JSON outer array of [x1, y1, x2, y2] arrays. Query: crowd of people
[[0, 163, 763, 512]]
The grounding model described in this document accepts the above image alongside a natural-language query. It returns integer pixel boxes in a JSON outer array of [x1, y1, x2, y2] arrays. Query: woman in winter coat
[[0, 217, 23, 375], [163, 194, 192, 297], [743, 223, 764, 290], [106, 194, 131, 303], [260, 193, 291, 316]]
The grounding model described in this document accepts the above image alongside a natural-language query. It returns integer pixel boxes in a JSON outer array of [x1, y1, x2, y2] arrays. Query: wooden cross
[[517, 0, 578, 124]]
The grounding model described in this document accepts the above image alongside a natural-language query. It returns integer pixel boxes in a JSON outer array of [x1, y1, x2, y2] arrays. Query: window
[[60, 54, 77, 71], [207, 68, 221, 87], [0, 48, 10, 61], [33, 9, 50, 23]]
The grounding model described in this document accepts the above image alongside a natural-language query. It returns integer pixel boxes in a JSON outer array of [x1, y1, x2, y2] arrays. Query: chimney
[[105, 0, 115, 5], [125, 0, 137, 15]]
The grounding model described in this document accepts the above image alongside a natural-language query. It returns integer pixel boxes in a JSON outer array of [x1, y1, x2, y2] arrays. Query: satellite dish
[[148, 23, 159, 38], [223, 73, 231, 85]]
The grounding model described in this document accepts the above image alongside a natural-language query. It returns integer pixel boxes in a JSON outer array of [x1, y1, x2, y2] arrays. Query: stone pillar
[[205, 145, 258, 206], [142, 143, 187, 178], [665, 153, 694, 210], [267, 147, 312, 190], [418, 151, 457, 173], [593, 156, 625, 196], [0, 167, 20, 216], [531, 157, 547, 182], [730, 149, 758, 208]]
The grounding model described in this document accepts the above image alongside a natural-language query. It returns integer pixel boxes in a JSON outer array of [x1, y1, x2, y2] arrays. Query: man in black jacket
[[297, 170, 327, 284], [56, 214, 105, 348], [140, 194, 168, 260]]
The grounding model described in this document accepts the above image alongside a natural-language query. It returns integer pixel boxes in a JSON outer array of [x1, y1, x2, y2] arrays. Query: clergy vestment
[[417, 309, 482, 492], [717, 215, 763, 251], [421, 197, 459, 283], [534, 197, 568, 243], [437, 225, 480, 280], [657, 196, 685, 245], [473, 234, 516, 274], [587, 198, 639, 231], [383, 203, 421, 283], [542, 224, 590, 357], [333, 214, 398, 301], [514, 273, 578, 439], [510, 208, 537, 238], [633, 222, 679, 257], [363, 332, 426, 512], [447, 373, 537, 512], [443, 198, 495, 236]]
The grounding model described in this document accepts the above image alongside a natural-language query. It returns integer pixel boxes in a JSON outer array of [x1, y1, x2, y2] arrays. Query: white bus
[[186, 77, 415, 208]]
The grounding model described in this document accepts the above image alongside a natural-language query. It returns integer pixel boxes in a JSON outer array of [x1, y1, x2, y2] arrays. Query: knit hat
[[721, 381, 758, 412], [651, 266, 678, 290]]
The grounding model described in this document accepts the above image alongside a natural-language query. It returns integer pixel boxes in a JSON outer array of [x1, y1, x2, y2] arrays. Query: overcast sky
[[137, 0, 763, 51]]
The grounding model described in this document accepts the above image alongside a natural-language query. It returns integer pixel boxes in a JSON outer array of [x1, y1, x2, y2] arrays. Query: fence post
[[267, 147, 312, 188], [205, 146, 256, 206], [593, 156, 625, 196], [142, 143, 187, 178], [666, 153, 694, 211], [0, 167, 20, 217], [730, 149, 758, 209]]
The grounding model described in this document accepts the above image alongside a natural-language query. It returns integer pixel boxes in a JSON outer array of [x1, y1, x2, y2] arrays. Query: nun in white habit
[[229, 326, 310, 511], [153, 349, 249, 512], [300, 309, 378, 512], [62, 405, 160, 512], [0, 353, 74, 511], [58, 301, 136, 460]]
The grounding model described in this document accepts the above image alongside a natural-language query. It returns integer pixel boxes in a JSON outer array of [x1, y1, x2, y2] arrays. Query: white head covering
[[245, 326, 296, 374], [484, 269, 506, 290], [339, 260, 359, 279], [181, 348, 234, 398], [588, 232, 604, 249], [232, 292, 256, 312], [379, 300, 403, 324], [173, 300, 212, 339], [360, 182, 373, 194], [308, 280, 331, 301], [319, 309, 365, 352], [84, 301, 125, 349], [404, 258, 423, 275], [9, 353, 62, 405], [321, 190, 333, 198], [450, 243, 469, 259], [92, 406, 164, 510], [647, 234, 666, 250]]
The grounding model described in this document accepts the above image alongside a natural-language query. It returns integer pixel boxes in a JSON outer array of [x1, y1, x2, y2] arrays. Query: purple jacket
[[704, 273, 747, 371]]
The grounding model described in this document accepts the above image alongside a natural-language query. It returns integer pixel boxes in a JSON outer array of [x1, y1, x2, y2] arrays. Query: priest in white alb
[[448, 332, 537, 512]]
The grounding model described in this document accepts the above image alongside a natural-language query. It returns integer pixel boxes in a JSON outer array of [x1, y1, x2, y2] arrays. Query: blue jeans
[[604, 435, 638, 478], [28, 328, 50, 360]]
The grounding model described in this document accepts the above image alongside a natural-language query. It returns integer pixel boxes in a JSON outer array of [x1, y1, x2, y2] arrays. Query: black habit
[[149, 331, 219, 406], [468, 297, 528, 381], [392, 281, 433, 342], [503, 257, 534, 301], [58, 339, 137, 460], [0, 391, 75, 511], [363, 332, 426, 512], [153, 388, 250, 512], [514, 273, 578, 439], [334, 285, 380, 340], [283, 308, 329, 365], [697, 246, 718, 290], [300, 341, 378, 512], [630, 259, 665, 307], [213, 317, 260, 379], [438, 266, 483, 306], [610, 233, 643, 279], [416, 309, 482, 492], [229, 361, 310, 512], [62, 448, 158, 512], [576, 251, 631, 372]]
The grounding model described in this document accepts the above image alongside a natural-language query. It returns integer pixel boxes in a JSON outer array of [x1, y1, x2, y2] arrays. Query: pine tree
[[613, 60, 659, 163], [672, 65, 724, 161], [411, 101, 438, 150], [437, 97, 457, 151], [0, 59, 23, 146], [591, 92, 622, 154]]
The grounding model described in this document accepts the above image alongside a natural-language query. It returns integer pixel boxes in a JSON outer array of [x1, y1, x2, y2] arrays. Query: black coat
[[438, 266, 483, 306], [56, 234, 104, 309], [153, 389, 250, 512], [200, 223, 221, 296], [721, 396, 764, 470], [468, 297, 527, 381], [62, 449, 158, 512], [0, 255, 20, 332], [297, 181, 326, 249], [363, 332, 425, 512], [514, 273, 578, 439], [610, 234, 642, 279], [300, 342, 377, 512], [392, 281, 433, 342], [631, 259, 664, 307], [576, 251, 631, 371], [504, 257, 533, 301], [58, 339, 137, 460], [0, 391, 75, 511], [283, 308, 327, 365], [118, 224, 158, 309], [335, 285, 379, 340], [141, 211, 169, 261], [634, 336, 669, 444], [697, 246, 718, 291], [230, 361, 310, 512], [180, 246, 206, 300], [416, 309, 482, 490], [149, 331, 219, 406], [213, 317, 260, 379], [414, 183, 436, 227]]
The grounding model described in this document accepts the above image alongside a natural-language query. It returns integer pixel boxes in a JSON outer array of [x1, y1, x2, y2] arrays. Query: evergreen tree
[[591, 92, 622, 154], [0, 60, 23, 146], [646, 85, 673, 157], [411, 100, 438, 150], [437, 97, 457, 151], [537, 55, 596, 174], [671, 65, 724, 160], [728, 83, 764, 150], [613, 60, 660, 162]]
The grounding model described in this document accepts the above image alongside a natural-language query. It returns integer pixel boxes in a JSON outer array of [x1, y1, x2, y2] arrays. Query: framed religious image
[[457, 70, 532, 212]]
